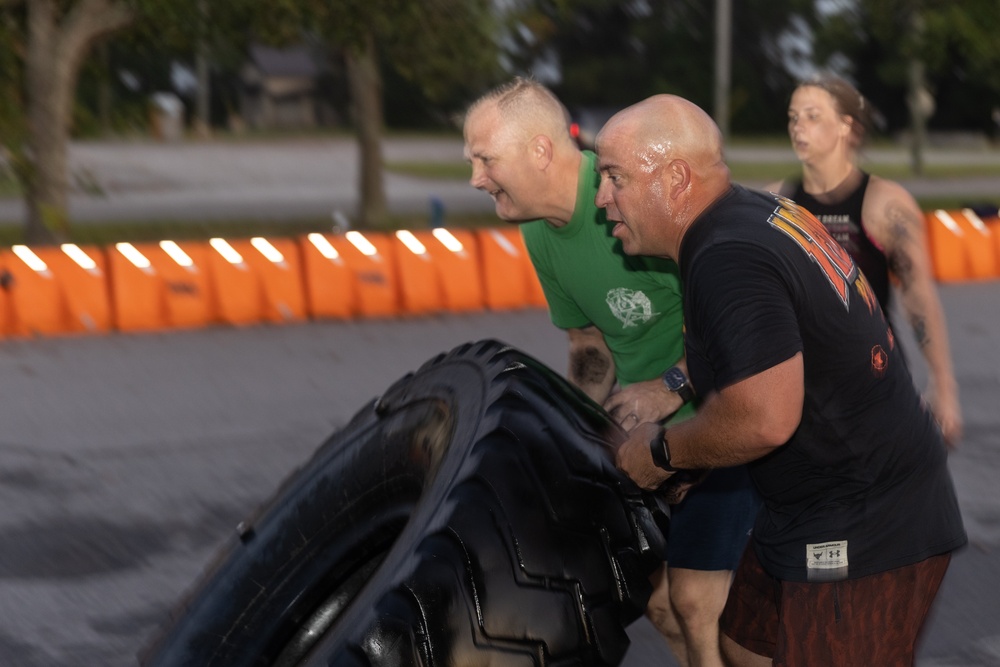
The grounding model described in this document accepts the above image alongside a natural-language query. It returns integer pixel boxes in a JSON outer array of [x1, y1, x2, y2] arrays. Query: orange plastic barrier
[[987, 214, 1000, 274], [390, 228, 485, 315], [107, 241, 213, 332], [156, 241, 214, 328], [476, 227, 547, 310], [50, 244, 112, 334], [2, 246, 65, 336], [338, 231, 399, 318], [227, 237, 306, 323], [392, 230, 444, 316], [425, 228, 484, 313], [1, 244, 111, 337], [107, 242, 165, 332], [203, 238, 265, 326], [4, 247, 49, 335], [298, 233, 357, 319], [926, 210, 970, 282], [1, 245, 107, 336], [926, 209, 1000, 282], [951, 209, 999, 280], [476, 227, 527, 310]]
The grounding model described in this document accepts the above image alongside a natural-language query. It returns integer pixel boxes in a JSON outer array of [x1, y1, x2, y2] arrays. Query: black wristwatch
[[662, 366, 694, 405], [649, 425, 678, 472]]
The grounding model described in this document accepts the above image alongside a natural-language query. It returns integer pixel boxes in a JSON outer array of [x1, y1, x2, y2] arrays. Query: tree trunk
[[713, 0, 732, 143], [906, 9, 931, 177], [907, 60, 928, 176], [345, 32, 387, 230], [25, 0, 69, 243], [22, 0, 131, 245]]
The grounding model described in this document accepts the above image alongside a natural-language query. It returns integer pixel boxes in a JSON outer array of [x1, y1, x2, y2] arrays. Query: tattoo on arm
[[570, 346, 611, 386], [910, 315, 929, 349], [884, 199, 931, 349], [884, 201, 918, 290]]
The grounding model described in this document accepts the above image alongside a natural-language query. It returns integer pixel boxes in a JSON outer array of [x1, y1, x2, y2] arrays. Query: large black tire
[[140, 339, 668, 667]]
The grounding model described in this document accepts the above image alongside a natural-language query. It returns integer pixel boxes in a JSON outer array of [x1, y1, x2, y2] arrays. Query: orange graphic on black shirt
[[769, 197, 858, 309], [871, 345, 888, 378], [854, 271, 879, 315]]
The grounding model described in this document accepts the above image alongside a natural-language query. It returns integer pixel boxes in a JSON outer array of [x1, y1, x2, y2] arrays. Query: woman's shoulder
[[862, 174, 924, 235], [864, 173, 916, 204]]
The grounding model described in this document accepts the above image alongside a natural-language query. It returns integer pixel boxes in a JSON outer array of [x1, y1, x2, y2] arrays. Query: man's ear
[[668, 159, 692, 198], [532, 135, 554, 170]]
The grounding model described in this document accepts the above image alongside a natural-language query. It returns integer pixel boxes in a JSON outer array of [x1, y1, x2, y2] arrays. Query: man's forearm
[[664, 354, 804, 469]]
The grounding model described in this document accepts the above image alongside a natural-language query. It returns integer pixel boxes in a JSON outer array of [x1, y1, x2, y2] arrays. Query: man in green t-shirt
[[463, 77, 758, 667]]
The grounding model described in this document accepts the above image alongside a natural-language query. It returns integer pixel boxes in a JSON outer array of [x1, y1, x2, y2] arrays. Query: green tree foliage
[[503, 0, 818, 133], [247, 0, 502, 117], [1, 0, 502, 238], [810, 0, 1000, 136], [2, 0, 135, 243], [245, 0, 502, 227], [0, 0, 238, 243], [82, 1, 257, 133]]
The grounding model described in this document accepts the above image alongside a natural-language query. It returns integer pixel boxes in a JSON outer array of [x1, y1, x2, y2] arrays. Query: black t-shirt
[[787, 172, 892, 313], [680, 185, 966, 582]]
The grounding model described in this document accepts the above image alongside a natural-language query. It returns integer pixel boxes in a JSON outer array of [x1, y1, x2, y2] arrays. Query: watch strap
[[663, 367, 695, 404], [649, 426, 678, 472]]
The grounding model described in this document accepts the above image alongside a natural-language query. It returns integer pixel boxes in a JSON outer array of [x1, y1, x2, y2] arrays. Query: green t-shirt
[[521, 151, 692, 418]]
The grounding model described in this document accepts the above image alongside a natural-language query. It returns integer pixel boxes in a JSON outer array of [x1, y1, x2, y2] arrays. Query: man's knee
[[646, 565, 684, 640], [669, 568, 733, 624]]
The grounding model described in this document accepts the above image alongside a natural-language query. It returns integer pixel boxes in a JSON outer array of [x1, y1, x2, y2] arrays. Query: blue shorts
[[666, 465, 759, 571]]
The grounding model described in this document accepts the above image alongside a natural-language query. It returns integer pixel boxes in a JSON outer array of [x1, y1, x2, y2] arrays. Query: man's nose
[[469, 163, 486, 189], [594, 181, 611, 209]]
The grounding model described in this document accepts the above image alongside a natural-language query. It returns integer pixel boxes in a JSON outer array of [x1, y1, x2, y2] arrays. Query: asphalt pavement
[[0, 137, 998, 226], [0, 137, 491, 225], [0, 282, 997, 666], [0, 136, 998, 666]]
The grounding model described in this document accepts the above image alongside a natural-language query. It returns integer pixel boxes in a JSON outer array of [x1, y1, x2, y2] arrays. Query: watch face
[[663, 367, 687, 391]]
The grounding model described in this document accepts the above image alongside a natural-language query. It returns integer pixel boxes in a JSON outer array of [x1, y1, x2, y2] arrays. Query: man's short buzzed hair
[[468, 77, 573, 141]]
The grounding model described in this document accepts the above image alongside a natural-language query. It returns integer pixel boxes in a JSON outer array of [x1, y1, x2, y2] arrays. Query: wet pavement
[[0, 281, 997, 666]]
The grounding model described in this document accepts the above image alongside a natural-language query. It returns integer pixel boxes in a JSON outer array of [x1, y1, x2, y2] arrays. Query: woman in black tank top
[[767, 73, 964, 448]]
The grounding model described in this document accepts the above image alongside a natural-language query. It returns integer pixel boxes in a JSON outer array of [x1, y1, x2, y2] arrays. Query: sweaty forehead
[[594, 120, 618, 156], [595, 141, 618, 172], [596, 120, 638, 169]]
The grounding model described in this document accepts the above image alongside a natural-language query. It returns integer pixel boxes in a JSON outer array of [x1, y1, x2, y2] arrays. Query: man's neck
[[543, 150, 584, 228], [673, 174, 732, 262]]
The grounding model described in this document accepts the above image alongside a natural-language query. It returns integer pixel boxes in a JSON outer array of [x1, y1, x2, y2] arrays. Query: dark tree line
[[2, 0, 999, 242]]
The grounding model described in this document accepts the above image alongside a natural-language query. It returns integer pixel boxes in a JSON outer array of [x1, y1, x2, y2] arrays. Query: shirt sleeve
[[686, 243, 802, 390]]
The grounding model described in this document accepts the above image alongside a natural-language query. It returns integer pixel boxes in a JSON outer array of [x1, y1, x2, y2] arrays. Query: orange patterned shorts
[[720, 543, 950, 666]]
